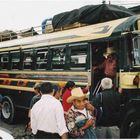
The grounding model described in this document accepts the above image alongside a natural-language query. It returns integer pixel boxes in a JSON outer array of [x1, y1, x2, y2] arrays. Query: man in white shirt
[[31, 82, 68, 139]]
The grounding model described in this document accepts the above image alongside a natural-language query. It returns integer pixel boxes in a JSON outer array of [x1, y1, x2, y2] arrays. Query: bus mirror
[[137, 20, 140, 30]]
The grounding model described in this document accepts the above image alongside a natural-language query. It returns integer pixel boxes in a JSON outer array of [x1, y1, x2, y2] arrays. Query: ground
[[0, 119, 33, 139]]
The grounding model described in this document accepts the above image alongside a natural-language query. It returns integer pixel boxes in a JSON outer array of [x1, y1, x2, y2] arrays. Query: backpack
[[95, 92, 103, 124]]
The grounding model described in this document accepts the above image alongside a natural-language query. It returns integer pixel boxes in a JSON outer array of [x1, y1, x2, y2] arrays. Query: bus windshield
[[133, 36, 140, 66]]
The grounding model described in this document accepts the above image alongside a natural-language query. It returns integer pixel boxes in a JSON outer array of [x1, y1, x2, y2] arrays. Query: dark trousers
[[34, 130, 61, 139]]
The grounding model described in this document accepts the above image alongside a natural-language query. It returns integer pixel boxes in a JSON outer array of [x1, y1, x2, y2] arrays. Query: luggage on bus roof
[[18, 27, 38, 37], [0, 30, 17, 41], [52, 4, 134, 29]]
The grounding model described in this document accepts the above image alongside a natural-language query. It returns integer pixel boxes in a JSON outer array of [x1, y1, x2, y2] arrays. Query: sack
[[95, 92, 103, 124], [96, 106, 103, 124], [76, 119, 97, 139], [83, 127, 97, 139]]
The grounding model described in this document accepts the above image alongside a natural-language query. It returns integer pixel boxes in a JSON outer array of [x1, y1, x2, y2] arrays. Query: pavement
[[0, 119, 32, 139]]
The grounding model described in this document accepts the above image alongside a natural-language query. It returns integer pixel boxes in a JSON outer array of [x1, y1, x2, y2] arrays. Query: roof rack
[[0, 21, 87, 42]]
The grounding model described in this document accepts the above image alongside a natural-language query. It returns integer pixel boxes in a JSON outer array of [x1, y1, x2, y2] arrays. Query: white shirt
[[31, 94, 68, 136]]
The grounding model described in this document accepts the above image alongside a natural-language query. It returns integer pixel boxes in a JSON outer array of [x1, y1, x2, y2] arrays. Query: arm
[[80, 118, 95, 130], [66, 110, 84, 137], [61, 133, 68, 139], [55, 102, 68, 138]]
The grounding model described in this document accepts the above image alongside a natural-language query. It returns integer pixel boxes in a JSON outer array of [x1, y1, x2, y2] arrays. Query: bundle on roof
[[18, 27, 38, 37], [0, 30, 17, 41], [52, 4, 134, 29]]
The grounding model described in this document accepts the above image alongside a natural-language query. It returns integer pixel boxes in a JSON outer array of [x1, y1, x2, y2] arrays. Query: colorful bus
[[0, 14, 140, 138]]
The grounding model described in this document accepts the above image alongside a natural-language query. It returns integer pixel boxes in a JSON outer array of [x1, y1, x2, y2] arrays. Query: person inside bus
[[92, 46, 117, 96], [65, 87, 96, 139], [31, 82, 68, 139], [92, 55, 106, 92], [103, 47, 117, 79]]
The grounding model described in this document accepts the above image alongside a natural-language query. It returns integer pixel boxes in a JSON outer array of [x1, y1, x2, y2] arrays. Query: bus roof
[[0, 15, 140, 51]]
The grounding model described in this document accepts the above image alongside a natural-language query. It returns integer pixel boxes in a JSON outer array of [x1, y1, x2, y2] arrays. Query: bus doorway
[[91, 40, 118, 97]]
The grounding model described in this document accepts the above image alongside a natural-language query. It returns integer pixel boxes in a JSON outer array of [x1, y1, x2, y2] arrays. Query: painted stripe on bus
[[0, 71, 88, 76]]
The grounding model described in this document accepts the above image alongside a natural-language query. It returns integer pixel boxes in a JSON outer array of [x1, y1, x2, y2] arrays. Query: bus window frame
[[22, 49, 34, 70], [35, 47, 49, 70], [69, 42, 89, 71], [10, 50, 21, 70], [132, 36, 140, 67], [50, 45, 66, 70], [0, 52, 9, 70]]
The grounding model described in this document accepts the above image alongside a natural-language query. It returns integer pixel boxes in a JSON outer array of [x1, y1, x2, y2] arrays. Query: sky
[[0, 0, 140, 31]]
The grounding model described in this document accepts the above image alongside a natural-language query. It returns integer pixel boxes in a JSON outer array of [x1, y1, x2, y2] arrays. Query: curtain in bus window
[[70, 46, 87, 70], [11, 51, 20, 70], [51, 48, 66, 70], [0, 53, 9, 69], [36, 49, 48, 70], [23, 50, 33, 70], [133, 37, 140, 66]]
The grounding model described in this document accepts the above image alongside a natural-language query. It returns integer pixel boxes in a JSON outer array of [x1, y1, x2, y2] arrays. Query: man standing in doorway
[[93, 77, 121, 138]]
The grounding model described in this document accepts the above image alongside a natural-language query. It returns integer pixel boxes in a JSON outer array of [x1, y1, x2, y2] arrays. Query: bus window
[[23, 49, 33, 70], [133, 37, 140, 66], [51, 47, 66, 70], [0, 53, 9, 69], [36, 48, 48, 70], [70, 45, 87, 70], [11, 51, 20, 70]]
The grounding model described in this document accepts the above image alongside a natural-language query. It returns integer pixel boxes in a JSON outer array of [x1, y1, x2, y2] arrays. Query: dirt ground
[[0, 118, 33, 139]]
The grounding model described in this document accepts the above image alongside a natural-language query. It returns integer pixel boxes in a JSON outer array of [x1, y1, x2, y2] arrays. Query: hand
[[85, 119, 94, 126], [81, 119, 94, 130], [85, 101, 94, 112]]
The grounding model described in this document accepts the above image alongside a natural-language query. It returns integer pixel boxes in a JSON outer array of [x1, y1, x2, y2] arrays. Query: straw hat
[[67, 87, 88, 103], [103, 47, 116, 58]]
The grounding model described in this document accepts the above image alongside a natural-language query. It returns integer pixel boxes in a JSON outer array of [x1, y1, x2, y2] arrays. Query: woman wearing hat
[[65, 87, 97, 139]]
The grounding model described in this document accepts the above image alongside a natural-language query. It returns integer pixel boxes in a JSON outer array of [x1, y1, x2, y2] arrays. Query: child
[[66, 87, 96, 139]]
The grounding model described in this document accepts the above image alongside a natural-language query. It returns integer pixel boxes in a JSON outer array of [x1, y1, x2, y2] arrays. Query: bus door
[[91, 40, 119, 97]]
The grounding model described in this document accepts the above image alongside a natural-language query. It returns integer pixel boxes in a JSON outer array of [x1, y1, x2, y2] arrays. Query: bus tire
[[128, 119, 140, 138], [1, 96, 16, 124]]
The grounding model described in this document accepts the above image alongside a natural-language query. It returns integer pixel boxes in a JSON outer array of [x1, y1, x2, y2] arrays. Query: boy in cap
[[66, 87, 96, 139]]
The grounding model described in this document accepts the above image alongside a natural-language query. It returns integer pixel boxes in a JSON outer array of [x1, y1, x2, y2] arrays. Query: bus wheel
[[128, 119, 140, 138], [1, 96, 16, 124]]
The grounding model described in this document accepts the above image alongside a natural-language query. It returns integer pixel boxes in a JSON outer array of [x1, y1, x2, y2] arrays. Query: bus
[[0, 15, 140, 137]]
